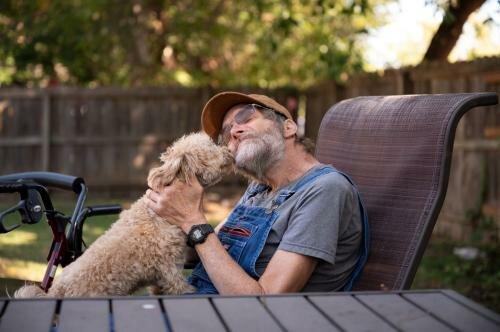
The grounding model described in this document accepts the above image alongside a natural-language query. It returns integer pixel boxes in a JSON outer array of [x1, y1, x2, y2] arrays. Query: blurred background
[[0, 0, 499, 310]]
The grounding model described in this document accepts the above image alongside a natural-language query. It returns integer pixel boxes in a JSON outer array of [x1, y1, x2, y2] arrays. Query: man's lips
[[232, 135, 253, 154], [236, 134, 256, 145]]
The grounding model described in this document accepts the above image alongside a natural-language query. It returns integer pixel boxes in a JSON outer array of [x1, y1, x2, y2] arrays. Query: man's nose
[[230, 123, 245, 139]]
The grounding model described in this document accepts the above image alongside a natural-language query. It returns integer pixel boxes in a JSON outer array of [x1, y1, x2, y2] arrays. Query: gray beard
[[234, 127, 285, 181]]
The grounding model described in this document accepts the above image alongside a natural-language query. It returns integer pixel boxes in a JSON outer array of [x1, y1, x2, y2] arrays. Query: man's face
[[220, 104, 285, 180], [221, 104, 267, 152]]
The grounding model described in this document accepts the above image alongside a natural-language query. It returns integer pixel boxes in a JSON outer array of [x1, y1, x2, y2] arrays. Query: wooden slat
[[0, 300, 56, 332], [58, 299, 109, 332], [309, 294, 396, 331], [357, 293, 453, 331], [453, 139, 500, 150], [0, 136, 42, 146], [482, 203, 500, 219], [41, 91, 50, 171], [48, 135, 177, 145], [263, 295, 338, 332], [0, 89, 43, 98], [484, 126, 500, 139], [212, 297, 282, 332], [404, 292, 499, 332], [112, 298, 167, 332], [162, 298, 226, 332], [441, 290, 500, 324]]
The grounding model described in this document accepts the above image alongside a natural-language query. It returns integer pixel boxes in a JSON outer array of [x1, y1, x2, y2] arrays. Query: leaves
[[0, 0, 388, 88]]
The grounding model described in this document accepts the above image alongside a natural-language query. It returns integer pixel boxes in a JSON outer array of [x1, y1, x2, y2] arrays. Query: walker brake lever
[[0, 201, 26, 233], [0, 183, 45, 233]]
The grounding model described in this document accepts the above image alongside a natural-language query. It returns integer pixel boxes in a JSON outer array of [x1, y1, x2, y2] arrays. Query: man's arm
[[194, 233, 317, 295], [184, 219, 225, 266]]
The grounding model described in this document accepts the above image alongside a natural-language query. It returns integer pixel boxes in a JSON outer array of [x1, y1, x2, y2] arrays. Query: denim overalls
[[188, 165, 370, 294]]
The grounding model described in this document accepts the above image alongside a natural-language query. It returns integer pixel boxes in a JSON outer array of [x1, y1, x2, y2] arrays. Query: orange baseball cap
[[201, 91, 293, 141]]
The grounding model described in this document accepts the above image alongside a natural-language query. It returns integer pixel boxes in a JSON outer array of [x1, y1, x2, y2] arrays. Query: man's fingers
[[165, 178, 192, 191], [146, 189, 160, 203], [145, 191, 162, 214]]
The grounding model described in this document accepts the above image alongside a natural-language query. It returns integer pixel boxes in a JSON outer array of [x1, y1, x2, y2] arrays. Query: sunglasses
[[218, 104, 276, 145]]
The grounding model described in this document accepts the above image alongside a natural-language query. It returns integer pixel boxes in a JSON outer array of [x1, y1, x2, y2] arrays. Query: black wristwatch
[[186, 224, 214, 248]]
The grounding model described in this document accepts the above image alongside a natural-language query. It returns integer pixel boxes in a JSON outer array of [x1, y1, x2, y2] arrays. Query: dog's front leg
[[148, 285, 163, 295], [152, 264, 194, 295]]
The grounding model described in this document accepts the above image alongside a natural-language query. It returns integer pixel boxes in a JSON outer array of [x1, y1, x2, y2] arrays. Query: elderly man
[[145, 91, 368, 295]]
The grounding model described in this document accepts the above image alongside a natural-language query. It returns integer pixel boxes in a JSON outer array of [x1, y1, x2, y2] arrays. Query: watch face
[[193, 229, 203, 240]]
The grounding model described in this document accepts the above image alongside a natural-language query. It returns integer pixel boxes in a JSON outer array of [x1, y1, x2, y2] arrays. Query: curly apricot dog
[[15, 132, 233, 297]]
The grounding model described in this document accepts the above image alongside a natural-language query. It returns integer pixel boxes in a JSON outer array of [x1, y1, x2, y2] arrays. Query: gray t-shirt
[[241, 164, 362, 292]]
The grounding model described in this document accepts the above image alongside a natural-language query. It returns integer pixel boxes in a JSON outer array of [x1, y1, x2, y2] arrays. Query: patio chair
[[315, 92, 498, 290]]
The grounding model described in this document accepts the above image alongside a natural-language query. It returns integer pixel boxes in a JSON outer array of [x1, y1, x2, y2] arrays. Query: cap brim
[[202, 92, 266, 141]]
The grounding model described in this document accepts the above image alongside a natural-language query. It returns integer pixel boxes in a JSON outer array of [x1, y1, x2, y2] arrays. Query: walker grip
[[0, 172, 85, 194]]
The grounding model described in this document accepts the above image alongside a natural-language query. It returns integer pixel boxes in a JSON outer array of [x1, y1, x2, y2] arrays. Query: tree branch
[[422, 0, 486, 62]]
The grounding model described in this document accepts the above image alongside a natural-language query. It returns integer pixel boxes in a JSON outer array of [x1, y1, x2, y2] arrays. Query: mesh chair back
[[315, 93, 498, 290]]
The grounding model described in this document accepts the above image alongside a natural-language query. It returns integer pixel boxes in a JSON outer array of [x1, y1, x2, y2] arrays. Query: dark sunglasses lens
[[219, 104, 258, 145], [234, 105, 256, 124]]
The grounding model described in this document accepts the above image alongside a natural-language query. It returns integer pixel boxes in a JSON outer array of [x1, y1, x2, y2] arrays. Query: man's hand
[[145, 177, 207, 234]]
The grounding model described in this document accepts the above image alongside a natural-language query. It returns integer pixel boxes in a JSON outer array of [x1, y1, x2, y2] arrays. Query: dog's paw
[[14, 284, 46, 298]]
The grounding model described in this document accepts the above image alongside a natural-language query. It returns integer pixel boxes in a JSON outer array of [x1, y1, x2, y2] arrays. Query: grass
[[0, 194, 498, 313]]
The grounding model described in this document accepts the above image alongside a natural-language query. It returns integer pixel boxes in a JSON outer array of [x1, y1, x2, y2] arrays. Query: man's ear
[[283, 119, 297, 138]]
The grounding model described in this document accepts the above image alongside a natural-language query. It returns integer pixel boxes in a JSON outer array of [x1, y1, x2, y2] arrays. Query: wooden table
[[0, 289, 498, 331]]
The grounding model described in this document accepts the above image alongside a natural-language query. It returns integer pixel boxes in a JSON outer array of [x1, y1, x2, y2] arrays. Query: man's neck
[[263, 145, 320, 191]]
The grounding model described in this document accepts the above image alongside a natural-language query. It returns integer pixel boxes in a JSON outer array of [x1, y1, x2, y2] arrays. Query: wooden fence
[[0, 57, 498, 240], [0, 87, 298, 192], [305, 57, 500, 241]]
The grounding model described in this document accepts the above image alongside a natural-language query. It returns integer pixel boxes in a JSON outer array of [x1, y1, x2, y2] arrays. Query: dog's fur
[[14, 132, 233, 298]]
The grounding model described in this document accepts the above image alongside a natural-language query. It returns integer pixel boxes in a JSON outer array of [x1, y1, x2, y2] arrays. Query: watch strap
[[186, 224, 214, 248]]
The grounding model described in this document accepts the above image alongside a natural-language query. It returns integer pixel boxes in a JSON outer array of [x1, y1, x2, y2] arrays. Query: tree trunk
[[422, 0, 486, 62]]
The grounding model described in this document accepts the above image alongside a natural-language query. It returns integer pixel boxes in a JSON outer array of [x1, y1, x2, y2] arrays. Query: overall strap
[[243, 165, 336, 204], [241, 183, 269, 202], [288, 165, 336, 192], [272, 165, 336, 207], [336, 171, 370, 291]]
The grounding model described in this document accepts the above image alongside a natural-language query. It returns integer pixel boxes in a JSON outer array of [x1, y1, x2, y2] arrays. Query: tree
[[422, 0, 488, 62], [0, 0, 388, 88]]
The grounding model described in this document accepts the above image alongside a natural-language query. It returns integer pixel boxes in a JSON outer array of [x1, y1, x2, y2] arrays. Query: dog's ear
[[176, 154, 196, 184], [147, 151, 199, 190], [147, 155, 183, 191], [159, 148, 172, 163]]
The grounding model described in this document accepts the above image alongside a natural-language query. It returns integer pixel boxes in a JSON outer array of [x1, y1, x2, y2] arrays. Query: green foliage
[[414, 239, 500, 312], [0, 0, 388, 88], [464, 157, 498, 244]]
